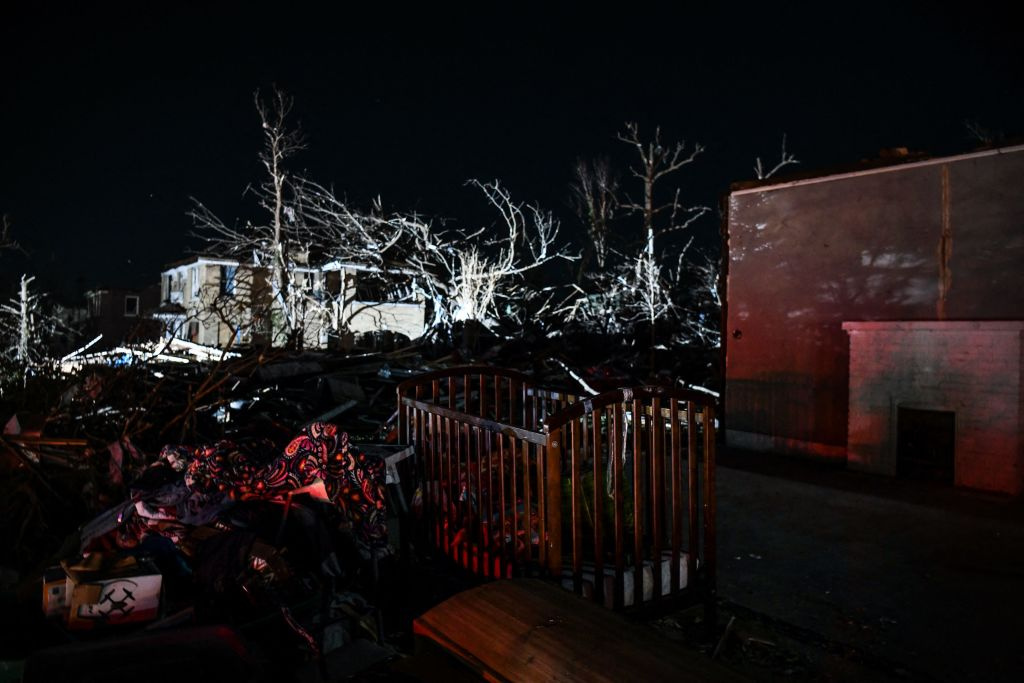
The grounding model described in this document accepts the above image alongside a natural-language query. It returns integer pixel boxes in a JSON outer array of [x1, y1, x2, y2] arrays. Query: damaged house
[[83, 285, 162, 347], [321, 260, 426, 344], [723, 143, 1024, 495], [153, 256, 262, 347], [153, 255, 425, 349]]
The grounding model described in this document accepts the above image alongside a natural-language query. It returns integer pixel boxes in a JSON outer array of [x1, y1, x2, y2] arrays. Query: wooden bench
[[413, 579, 744, 682]]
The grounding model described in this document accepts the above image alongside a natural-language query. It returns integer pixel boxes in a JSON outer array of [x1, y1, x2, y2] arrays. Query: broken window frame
[[220, 265, 237, 296]]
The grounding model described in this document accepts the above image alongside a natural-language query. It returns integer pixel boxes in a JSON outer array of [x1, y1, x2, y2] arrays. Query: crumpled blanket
[[103, 422, 387, 551]]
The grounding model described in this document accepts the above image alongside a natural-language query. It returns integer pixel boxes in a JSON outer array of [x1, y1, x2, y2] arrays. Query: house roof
[[162, 254, 241, 270]]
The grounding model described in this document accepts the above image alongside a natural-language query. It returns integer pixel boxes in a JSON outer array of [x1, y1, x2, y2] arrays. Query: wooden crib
[[396, 366, 716, 613]]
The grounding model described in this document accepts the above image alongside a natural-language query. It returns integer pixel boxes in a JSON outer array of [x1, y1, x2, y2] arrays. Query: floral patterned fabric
[[109, 422, 387, 551]]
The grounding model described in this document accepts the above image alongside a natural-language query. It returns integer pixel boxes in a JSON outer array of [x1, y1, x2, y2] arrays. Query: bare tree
[[191, 87, 316, 348], [616, 123, 709, 348], [254, 88, 307, 345], [0, 274, 65, 387], [617, 122, 709, 259], [1, 275, 38, 363], [292, 181, 405, 268], [561, 124, 712, 359], [192, 90, 439, 348], [396, 180, 573, 338], [669, 248, 721, 348], [570, 157, 618, 276], [193, 90, 574, 347], [753, 133, 799, 180]]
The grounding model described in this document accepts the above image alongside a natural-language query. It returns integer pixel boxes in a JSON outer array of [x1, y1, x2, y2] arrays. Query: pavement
[[712, 448, 1024, 682]]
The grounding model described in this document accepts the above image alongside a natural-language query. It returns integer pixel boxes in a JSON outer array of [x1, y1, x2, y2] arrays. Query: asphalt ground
[[704, 448, 1024, 682]]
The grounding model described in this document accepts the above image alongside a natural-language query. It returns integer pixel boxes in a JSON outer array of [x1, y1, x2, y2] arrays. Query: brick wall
[[844, 321, 1024, 495]]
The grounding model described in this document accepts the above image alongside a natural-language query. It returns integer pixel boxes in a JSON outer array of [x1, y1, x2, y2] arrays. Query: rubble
[[0, 327, 719, 679]]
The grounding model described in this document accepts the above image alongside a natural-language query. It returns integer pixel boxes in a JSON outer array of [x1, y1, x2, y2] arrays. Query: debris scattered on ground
[[1, 330, 721, 679]]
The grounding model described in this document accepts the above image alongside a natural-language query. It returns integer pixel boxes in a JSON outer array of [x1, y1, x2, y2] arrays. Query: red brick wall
[[844, 321, 1023, 495], [724, 146, 1024, 459]]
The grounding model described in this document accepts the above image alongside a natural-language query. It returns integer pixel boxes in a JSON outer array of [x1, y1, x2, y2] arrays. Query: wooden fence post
[[545, 430, 563, 577]]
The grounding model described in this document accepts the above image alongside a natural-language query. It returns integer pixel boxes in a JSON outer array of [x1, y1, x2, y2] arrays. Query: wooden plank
[[536, 439, 547, 568], [402, 398, 547, 445], [650, 396, 663, 602], [499, 432, 510, 575], [413, 579, 745, 683], [703, 404, 717, 604], [545, 433, 562, 577], [570, 418, 583, 593], [397, 388, 407, 444], [591, 407, 605, 606], [440, 413, 449, 556], [530, 384, 538, 430], [632, 398, 643, 608], [479, 373, 488, 419], [670, 397, 682, 593], [612, 402, 624, 610], [521, 438, 532, 564], [509, 380, 518, 429], [474, 424, 486, 577], [510, 431, 521, 565], [687, 401, 699, 585], [491, 374, 499, 421], [460, 420, 470, 570], [422, 408, 434, 555]]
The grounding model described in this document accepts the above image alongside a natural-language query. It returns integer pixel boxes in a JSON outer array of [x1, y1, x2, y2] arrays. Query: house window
[[87, 294, 101, 317], [188, 321, 200, 342], [164, 275, 173, 301], [124, 295, 139, 317], [220, 265, 237, 296], [190, 267, 199, 298]]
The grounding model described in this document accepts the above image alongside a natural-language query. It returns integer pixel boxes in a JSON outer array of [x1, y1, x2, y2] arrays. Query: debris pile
[[0, 340, 440, 679], [1, 329, 719, 680]]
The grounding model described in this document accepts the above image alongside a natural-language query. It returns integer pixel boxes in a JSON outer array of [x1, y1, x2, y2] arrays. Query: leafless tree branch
[[754, 133, 799, 180]]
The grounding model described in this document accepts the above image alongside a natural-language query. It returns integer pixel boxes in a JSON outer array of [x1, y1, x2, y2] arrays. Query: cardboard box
[[59, 554, 163, 630], [42, 566, 68, 618]]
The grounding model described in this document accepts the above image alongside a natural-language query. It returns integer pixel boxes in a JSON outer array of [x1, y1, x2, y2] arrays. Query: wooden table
[[413, 579, 745, 682]]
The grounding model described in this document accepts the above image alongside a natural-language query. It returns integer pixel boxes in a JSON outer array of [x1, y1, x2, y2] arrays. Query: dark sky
[[2, 3, 1021, 301]]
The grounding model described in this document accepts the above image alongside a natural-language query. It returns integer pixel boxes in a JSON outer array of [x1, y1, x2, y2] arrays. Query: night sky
[[2, 3, 1021, 302]]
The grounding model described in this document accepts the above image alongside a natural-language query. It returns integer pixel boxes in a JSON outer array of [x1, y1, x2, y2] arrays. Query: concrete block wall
[[844, 321, 1024, 495]]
